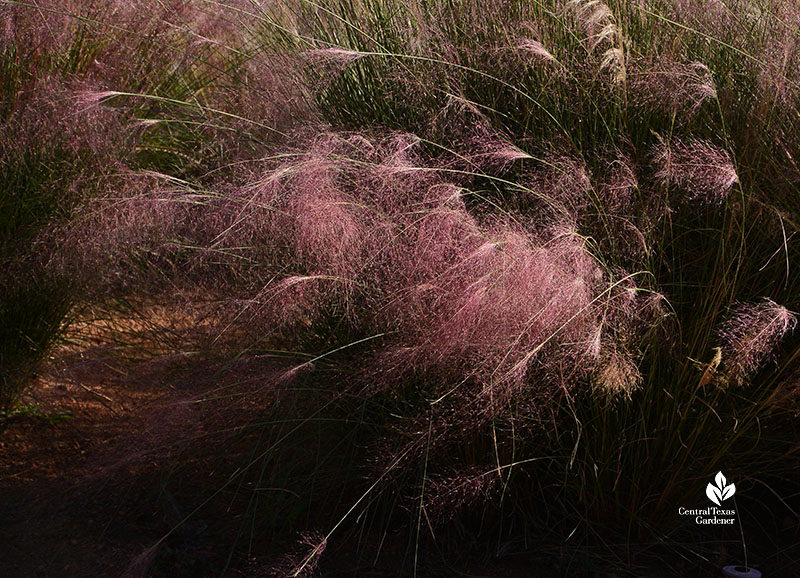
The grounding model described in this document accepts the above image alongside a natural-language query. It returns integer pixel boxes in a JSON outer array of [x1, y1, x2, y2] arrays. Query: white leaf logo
[[706, 471, 736, 506]]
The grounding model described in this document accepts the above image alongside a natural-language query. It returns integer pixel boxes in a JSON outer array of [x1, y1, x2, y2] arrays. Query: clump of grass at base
[[0, 272, 72, 410]]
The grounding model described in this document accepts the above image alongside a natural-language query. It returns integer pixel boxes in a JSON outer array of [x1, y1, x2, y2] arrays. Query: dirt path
[[0, 345, 202, 577], [0, 326, 560, 578]]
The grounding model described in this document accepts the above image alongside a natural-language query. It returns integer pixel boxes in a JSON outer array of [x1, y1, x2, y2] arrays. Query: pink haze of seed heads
[[719, 299, 797, 385]]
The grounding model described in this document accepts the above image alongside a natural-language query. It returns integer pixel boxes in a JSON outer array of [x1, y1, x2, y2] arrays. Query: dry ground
[[0, 324, 557, 577]]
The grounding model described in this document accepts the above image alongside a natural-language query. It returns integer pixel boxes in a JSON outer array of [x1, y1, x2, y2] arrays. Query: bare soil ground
[[0, 341, 209, 577], [0, 327, 553, 578], [0, 302, 293, 578]]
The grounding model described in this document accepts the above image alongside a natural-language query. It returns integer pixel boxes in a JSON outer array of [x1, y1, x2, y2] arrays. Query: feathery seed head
[[653, 137, 738, 204], [719, 299, 797, 385]]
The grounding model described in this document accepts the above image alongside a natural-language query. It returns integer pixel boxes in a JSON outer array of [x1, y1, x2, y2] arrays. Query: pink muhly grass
[[665, 0, 739, 39], [594, 151, 647, 259], [306, 47, 366, 66], [589, 150, 666, 261], [673, 61, 717, 108], [303, 47, 369, 94], [395, 225, 608, 412], [631, 60, 717, 117], [653, 137, 739, 204], [569, 0, 618, 51], [434, 99, 533, 175], [425, 466, 500, 522], [718, 298, 797, 385], [524, 153, 594, 219], [288, 182, 367, 278], [269, 531, 327, 578], [2, 8, 15, 42], [430, 94, 495, 157], [601, 153, 638, 208], [44, 174, 198, 293], [490, 143, 533, 163], [121, 547, 159, 578], [594, 347, 642, 396], [754, 17, 800, 108], [235, 275, 340, 342], [376, 132, 424, 176], [464, 138, 534, 172], [569, 0, 625, 82], [587, 279, 668, 396], [221, 132, 653, 417], [76, 89, 122, 107], [4, 79, 126, 163], [203, 170, 287, 253], [515, 38, 557, 63], [403, 200, 482, 280], [46, 129, 658, 423]]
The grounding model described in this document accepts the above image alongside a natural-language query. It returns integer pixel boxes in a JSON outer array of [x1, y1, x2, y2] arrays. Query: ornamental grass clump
[[6, 0, 800, 574]]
